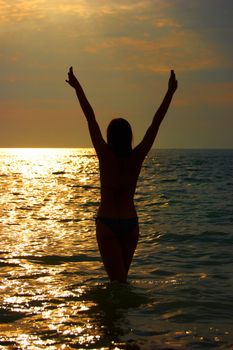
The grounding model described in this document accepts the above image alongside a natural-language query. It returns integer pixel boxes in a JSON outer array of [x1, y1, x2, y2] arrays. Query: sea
[[0, 148, 232, 350]]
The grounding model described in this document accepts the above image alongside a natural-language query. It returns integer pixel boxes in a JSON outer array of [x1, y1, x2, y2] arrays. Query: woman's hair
[[107, 118, 133, 157]]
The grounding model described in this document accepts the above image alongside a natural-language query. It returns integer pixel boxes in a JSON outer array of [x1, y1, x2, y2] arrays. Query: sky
[[0, 0, 233, 148]]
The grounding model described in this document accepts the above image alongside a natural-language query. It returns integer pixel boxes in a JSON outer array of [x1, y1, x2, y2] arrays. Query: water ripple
[[0, 148, 232, 349]]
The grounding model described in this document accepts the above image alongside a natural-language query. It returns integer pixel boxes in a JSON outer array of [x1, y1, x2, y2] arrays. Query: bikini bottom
[[96, 217, 138, 239]]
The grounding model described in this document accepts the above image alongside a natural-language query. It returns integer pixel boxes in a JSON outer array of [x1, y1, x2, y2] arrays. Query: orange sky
[[1, 0, 233, 148]]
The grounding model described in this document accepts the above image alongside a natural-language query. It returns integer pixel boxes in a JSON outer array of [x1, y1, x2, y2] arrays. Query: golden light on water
[[0, 147, 98, 242], [0, 148, 104, 348], [1, 148, 79, 178], [0, 148, 232, 348]]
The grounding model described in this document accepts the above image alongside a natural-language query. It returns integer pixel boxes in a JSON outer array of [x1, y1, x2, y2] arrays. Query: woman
[[66, 67, 177, 283]]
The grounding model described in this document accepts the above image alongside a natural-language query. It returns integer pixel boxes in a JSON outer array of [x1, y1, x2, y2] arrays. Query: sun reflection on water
[[1, 148, 232, 349], [0, 148, 108, 348]]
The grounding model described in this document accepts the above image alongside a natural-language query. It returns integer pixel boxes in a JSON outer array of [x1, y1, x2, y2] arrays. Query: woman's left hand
[[168, 70, 178, 94]]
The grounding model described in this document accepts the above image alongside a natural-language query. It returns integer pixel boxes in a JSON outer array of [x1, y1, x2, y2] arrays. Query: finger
[[70, 66, 73, 74]]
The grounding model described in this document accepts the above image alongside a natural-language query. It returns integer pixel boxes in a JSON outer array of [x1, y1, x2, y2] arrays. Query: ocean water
[[0, 148, 232, 350]]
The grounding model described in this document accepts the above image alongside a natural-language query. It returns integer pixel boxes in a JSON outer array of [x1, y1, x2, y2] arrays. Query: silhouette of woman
[[66, 67, 177, 283]]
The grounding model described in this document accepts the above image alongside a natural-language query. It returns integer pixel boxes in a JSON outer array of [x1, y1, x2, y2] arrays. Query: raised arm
[[135, 70, 177, 159], [66, 66, 105, 154]]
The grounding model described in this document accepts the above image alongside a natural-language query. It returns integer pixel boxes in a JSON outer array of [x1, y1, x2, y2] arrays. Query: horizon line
[[0, 147, 232, 150]]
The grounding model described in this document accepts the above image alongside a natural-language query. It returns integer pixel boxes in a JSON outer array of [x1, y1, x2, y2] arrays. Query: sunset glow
[[1, 0, 232, 148]]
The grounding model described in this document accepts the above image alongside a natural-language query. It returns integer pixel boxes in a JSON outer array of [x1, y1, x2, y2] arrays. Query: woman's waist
[[97, 202, 137, 219]]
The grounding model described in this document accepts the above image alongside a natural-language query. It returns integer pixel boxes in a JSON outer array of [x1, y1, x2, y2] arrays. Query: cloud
[[84, 30, 221, 73], [0, 0, 153, 23], [153, 17, 181, 28], [175, 82, 233, 107], [0, 0, 45, 23], [0, 0, 232, 148], [0, 0, 228, 82], [0, 0, 226, 104]]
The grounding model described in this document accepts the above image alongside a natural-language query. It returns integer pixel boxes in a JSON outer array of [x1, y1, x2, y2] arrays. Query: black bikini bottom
[[96, 217, 138, 239]]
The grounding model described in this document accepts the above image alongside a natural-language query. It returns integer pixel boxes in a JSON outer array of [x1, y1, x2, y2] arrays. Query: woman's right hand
[[66, 66, 78, 88], [168, 70, 178, 94]]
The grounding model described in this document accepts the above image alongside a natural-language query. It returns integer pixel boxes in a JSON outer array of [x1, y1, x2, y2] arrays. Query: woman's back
[[97, 146, 143, 218]]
